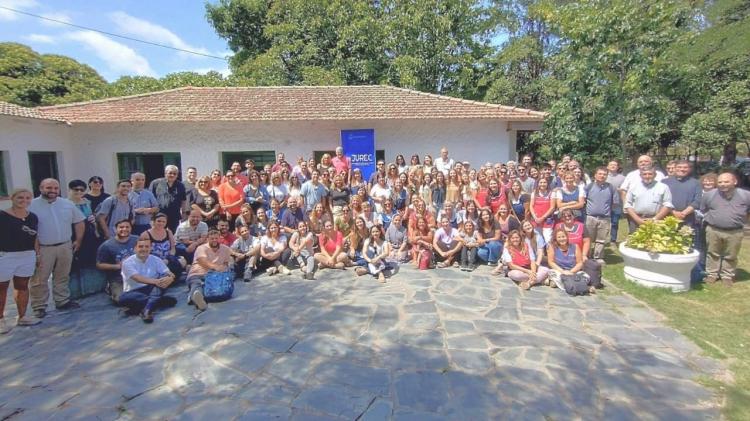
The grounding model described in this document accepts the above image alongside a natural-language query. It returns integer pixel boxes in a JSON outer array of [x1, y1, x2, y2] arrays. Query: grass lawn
[[602, 225, 750, 421]]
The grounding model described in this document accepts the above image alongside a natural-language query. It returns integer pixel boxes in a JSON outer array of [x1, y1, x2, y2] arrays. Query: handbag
[[203, 270, 234, 302]]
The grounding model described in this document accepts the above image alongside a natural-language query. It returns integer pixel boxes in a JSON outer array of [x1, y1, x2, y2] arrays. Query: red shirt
[[217, 182, 244, 215], [219, 232, 237, 247], [318, 230, 343, 255], [508, 245, 531, 268], [554, 221, 585, 247]]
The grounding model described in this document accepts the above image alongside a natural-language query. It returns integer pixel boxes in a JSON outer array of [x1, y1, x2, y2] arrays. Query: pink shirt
[[331, 156, 350, 175]]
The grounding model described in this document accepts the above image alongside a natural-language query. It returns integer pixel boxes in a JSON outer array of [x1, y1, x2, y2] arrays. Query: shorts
[[0, 250, 37, 281]]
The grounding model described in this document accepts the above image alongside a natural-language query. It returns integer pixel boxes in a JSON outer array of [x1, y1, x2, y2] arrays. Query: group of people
[[1, 146, 747, 329]]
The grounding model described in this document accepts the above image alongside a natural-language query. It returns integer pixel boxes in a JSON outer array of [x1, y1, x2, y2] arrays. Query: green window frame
[[116, 153, 182, 182], [220, 151, 276, 173]]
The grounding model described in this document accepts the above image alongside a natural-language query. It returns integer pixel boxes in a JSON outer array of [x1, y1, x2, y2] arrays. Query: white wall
[[69, 119, 512, 190], [0, 115, 72, 204]]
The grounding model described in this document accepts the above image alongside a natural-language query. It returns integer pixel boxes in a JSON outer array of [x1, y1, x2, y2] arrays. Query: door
[[28, 151, 59, 195]]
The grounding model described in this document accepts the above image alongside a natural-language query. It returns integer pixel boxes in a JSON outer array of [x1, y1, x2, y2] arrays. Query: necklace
[[9, 207, 28, 221]]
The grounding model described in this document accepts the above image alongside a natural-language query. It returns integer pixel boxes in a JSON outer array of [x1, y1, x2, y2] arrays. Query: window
[[221, 151, 276, 172], [117, 153, 181, 184], [28, 152, 59, 196], [0, 151, 8, 197]]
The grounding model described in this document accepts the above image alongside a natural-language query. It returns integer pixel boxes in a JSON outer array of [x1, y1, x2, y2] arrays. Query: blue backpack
[[203, 270, 234, 302]]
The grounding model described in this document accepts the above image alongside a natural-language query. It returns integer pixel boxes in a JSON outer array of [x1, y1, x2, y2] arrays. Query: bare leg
[[0, 281, 8, 318], [13, 277, 30, 319]]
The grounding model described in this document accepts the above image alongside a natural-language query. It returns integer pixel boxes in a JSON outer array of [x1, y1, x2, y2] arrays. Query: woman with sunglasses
[[189, 175, 221, 228], [84, 176, 109, 215], [217, 171, 244, 232], [209, 170, 223, 191], [386, 163, 400, 187], [67, 179, 100, 269]]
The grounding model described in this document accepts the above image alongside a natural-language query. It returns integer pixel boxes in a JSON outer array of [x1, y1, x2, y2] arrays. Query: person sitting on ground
[[377, 199, 398, 230], [174, 209, 208, 264], [230, 225, 259, 283], [546, 227, 595, 294], [554, 208, 591, 258], [385, 213, 410, 263], [258, 221, 292, 276], [348, 216, 370, 275], [141, 213, 185, 278], [280, 197, 306, 236], [216, 219, 237, 247], [433, 216, 462, 268], [0, 188, 42, 333], [96, 219, 139, 303], [186, 229, 234, 311], [316, 219, 350, 270], [363, 224, 396, 282], [499, 229, 549, 290], [476, 207, 503, 265], [251, 207, 269, 238], [409, 216, 434, 269], [234, 203, 255, 235], [119, 237, 177, 323], [289, 221, 316, 280], [458, 219, 480, 271]]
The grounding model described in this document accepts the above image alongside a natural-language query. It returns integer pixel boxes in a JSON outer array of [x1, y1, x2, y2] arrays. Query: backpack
[[560, 272, 590, 296], [203, 270, 234, 302], [582, 259, 602, 289]]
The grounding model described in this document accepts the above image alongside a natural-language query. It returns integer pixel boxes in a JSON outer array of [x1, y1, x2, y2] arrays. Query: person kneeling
[[119, 237, 177, 323], [500, 230, 549, 290], [186, 229, 233, 310]]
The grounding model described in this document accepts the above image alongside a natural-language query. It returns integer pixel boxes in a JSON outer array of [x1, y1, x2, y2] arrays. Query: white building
[[0, 85, 544, 201]]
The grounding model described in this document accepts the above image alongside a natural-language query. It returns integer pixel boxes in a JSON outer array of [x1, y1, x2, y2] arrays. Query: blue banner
[[341, 129, 375, 180]]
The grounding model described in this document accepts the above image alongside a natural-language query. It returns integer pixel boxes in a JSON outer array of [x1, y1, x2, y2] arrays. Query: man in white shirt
[[624, 167, 673, 233], [434, 147, 455, 176], [619, 155, 666, 202], [119, 237, 176, 323], [29, 178, 85, 319]]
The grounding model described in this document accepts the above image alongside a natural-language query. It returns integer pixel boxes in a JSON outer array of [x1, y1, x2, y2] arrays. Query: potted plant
[[619, 216, 700, 292]]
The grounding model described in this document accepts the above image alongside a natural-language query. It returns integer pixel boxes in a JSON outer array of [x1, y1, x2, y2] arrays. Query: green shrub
[[626, 216, 694, 254]]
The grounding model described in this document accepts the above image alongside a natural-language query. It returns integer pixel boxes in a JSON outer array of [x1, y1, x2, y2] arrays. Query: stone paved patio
[[0, 265, 726, 420]]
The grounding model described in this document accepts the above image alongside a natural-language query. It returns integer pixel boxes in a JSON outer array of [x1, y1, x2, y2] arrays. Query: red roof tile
[[38, 85, 546, 123], [0, 101, 67, 122]]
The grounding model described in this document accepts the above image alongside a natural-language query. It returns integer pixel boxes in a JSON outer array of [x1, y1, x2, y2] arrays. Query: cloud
[[40, 11, 72, 26], [66, 31, 156, 77], [23, 33, 55, 44], [109, 11, 212, 58], [0, 0, 38, 21], [190, 66, 232, 77]]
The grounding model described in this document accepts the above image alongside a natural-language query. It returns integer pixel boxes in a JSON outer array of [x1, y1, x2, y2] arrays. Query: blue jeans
[[610, 208, 622, 242], [477, 240, 502, 264], [119, 285, 167, 312]]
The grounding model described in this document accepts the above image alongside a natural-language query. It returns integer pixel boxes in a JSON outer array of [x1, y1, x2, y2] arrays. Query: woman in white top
[[363, 224, 395, 283], [259, 221, 291, 276], [266, 172, 289, 211], [288, 221, 316, 280]]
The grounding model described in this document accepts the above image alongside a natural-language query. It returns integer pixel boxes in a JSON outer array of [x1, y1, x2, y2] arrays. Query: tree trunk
[[723, 140, 737, 165]]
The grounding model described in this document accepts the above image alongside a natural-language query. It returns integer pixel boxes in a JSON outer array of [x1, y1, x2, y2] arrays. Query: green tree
[[530, 1, 693, 164], [205, 0, 496, 98], [674, 0, 750, 163], [0, 43, 107, 106], [107, 76, 164, 97]]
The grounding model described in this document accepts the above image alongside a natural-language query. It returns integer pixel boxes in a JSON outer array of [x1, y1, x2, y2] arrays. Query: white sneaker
[[552, 276, 564, 290], [267, 267, 278, 276], [192, 290, 207, 311], [16, 316, 41, 326], [280, 266, 291, 275], [0, 319, 11, 334]]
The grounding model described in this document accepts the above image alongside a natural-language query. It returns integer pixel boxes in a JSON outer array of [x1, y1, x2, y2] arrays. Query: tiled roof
[[0, 101, 67, 122], [38, 85, 546, 123]]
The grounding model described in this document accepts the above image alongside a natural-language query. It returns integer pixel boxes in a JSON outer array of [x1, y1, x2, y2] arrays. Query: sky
[[0, 0, 232, 81]]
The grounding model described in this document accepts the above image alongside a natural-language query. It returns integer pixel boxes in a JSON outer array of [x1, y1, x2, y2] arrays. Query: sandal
[[520, 281, 531, 290]]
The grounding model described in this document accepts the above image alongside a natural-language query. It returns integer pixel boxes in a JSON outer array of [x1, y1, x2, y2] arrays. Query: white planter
[[619, 243, 700, 292]]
